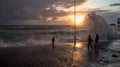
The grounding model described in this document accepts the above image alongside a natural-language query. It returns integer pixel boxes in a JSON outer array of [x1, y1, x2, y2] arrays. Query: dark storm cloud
[[110, 3, 120, 6], [0, 0, 86, 22]]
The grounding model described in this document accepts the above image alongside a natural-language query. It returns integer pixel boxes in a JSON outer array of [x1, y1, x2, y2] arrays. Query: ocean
[[0, 25, 89, 47]]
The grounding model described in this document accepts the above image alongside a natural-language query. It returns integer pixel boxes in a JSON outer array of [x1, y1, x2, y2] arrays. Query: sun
[[75, 15, 85, 25], [68, 14, 86, 26]]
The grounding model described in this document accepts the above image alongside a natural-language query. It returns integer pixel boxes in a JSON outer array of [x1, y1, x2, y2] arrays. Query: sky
[[0, 0, 120, 25]]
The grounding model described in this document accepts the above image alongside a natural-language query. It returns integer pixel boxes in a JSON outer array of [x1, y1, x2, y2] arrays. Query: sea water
[[0, 25, 88, 47]]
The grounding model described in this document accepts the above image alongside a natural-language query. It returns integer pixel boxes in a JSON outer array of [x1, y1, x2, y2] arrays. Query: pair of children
[[87, 34, 99, 51]]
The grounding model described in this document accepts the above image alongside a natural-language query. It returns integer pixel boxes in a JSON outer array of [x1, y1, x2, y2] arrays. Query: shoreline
[[0, 41, 120, 67]]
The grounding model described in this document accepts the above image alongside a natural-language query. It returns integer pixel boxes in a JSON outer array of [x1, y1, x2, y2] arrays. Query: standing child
[[87, 35, 93, 51], [51, 36, 55, 49]]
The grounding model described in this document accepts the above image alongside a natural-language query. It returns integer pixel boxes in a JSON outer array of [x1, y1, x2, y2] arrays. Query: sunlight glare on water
[[70, 42, 84, 48]]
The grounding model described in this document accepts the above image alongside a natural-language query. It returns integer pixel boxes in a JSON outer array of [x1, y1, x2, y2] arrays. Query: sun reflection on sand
[[73, 51, 82, 62], [70, 42, 85, 67], [70, 42, 84, 48]]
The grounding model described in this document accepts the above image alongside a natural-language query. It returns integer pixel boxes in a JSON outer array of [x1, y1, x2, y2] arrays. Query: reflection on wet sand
[[70, 42, 84, 48], [70, 42, 99, 67], [88, 49, 99, 61], [71, 50, 84, 67], [70, 42, 86, 67]]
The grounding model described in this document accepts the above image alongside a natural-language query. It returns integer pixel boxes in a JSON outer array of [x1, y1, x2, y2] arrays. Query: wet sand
[[0, 42, 89, 67], [0, 41, 120, 67], [0, 45, 72, 67], [92, 41, 120, 67]]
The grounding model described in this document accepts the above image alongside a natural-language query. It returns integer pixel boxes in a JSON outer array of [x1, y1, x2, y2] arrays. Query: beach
[[0, 40, 120, 67], [0, 0, 120, 67], [0, 45, 72, 67]]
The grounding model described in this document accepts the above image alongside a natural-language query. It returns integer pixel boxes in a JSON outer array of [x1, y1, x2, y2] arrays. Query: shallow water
[[108, 39, 120, 51]]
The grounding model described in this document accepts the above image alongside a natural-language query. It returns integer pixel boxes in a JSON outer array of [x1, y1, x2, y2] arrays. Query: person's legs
[[52, 42, 53, 48], [52, 42, 55, 49], [90, 43, 92, 51], [95, 42, 99, 59], [88, 43, 90, 51]]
